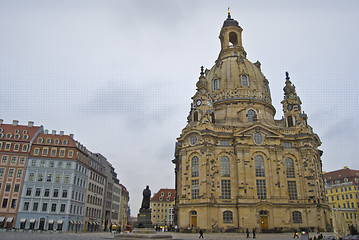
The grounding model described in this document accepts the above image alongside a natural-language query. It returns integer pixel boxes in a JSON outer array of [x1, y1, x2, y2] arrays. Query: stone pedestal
[[136, 209, 153, 229]]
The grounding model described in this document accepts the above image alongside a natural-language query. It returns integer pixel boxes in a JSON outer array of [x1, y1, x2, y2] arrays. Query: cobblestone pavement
[[0, 231, 336, 240]]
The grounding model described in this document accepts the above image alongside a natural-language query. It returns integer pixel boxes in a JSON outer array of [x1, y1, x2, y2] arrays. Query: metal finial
[[227, 7, 231, 19], [200, 66, 204, 75], [285, 71, 290, 80]]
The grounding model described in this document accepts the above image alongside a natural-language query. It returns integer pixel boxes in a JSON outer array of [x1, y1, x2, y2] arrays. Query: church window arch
[[287, 116, 294, 127], [213, 79, 219, 90], [220, 156, 230, 177], [255, 155, 265, 177], [241, 75, 248, 86], [191, 156, 199, 177], [292, 211, 302, 223], [285, 158, 295, 178], [229, 32, 238, 47], [223, 210, 233, 223], [247, 109, 256, 122], [193, 111, 199, 122]]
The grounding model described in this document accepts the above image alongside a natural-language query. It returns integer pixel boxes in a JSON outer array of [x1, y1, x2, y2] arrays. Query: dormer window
[[38, 138, 43, 143], [247, 109, 256, 122], [344, 178, 348, 183], [287, 116, 294, 127], [213, 79, 219, 90], [46, 138, 51, 144], [241, 75, 248, 86]]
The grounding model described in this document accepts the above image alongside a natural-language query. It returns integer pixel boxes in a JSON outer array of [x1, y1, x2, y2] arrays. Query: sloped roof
[[324, 167, 359, 183], [151, 188, 175, 202]]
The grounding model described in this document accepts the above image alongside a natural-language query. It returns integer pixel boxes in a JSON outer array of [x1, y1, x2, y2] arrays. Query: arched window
[[223, 211, 233, 223], [292, 211, 302, 223], [191, 156, 199, 177], [247, 110, 256, 122], [287, 116, 294, 127], [285, 158, 295, 178], [255, 155, 265, 177], [213, 79, 219, 90], [194, 111, 199, 122], [241, 75, 248, 86], [229, 32, 238, 47], [221, 156, 230, 177]]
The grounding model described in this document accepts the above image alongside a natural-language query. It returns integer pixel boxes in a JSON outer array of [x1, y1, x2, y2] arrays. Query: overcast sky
[[1, 0, 358, 215]]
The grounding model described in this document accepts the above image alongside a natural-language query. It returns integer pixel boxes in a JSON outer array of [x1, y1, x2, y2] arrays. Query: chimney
[[0, 119, 3, 125], [44, 130, 49, 134], [60, 131, 64, 136], [70, 134, 74, 139], [12, 120, 19, 126], [52, 130, 56, 135], [28, 121, 34, 127]]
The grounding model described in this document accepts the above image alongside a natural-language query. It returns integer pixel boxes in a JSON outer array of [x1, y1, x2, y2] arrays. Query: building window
[[8, 168, 14, 177], [16, 169, 23, 178], [11, 199, 17, 209], [191, 179, 199, 199], [37, 173, 43, 182], [2, 156, 8, 163], [44, 189, 50, 197], [223, 210, 233, 223], [31, 160, 37, 166], [62, 189, 68, 198], [49, 161, 55, 168], [11, 156, 17, 163], [42, 203, 47, 211], [35, 188, 41, 196], [56, 174, 61, 183], [40, 160, 46, 167], [285, 158, 295, 178], [288, 181, 298, 200], [59, 149, 65, 157], [221, 156, 230, 177], [247, 109, 256, 122], [63, 140, 68, 145], [47, 174, 52, 182], [23, 201, 29, 211], [66, 162, 72, 168], [37, 138, 43, 143], [283, 142, 292, 148], [46, 139, 51, 144], [14, 144, 20, 151], [255, 155, 265, 177], [5, 143, 11, 150], [54, 139, 60, 145], [5, 183, 11, 191], [51, 148, 57, 156], [60, 204, 66, 212], [220, 140, 229, 146], [1, 198, 8, 208], [29, 172, 35, 181], [64, 174, 70, 183], [253, 132, 263, 145], [213, 79, 219, 90], [22, 144, 28, 152], [292, 211, 302, 223], [14, 184, 20, 192], [256, 179, 266, 199], [53, 189, 59, 198], [34, 148, 40, 155], [32, 202, 38, 211], [191, 156, 199, 177], [19, 157, 25, 164], [241, 75, 248, 86], [26, 187, 32, 196], [221, 180, 231, 199], [189, 135, 198, 145], [42, 148, 48, 156], [0, 168, 4, 177], [287, 116, 294, 127], [68, 151, 74, 158], [51, 203, 57, 212]]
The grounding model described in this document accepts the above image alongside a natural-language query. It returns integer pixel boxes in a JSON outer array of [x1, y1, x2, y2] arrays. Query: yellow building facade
[[324, 167, 359, 234], [173, 12, 330, 233], [150, 189, 175, 227]]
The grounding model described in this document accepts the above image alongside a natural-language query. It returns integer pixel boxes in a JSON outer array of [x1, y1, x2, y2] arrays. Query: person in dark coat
[[246, 228, 250, 238], [252, 228, 256, 238], [199, 229, 204, 238]]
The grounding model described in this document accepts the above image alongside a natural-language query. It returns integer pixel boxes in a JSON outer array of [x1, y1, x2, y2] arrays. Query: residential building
[[84, 152, 106, 232], [173, 12, 330, 232], [119, 184, 129, 230], [324, 166, 359, 234], [112, 181, 121, 226], [150, 189, 175, 227], [0, 120, 42, 229], [15, 131, 88, 231]]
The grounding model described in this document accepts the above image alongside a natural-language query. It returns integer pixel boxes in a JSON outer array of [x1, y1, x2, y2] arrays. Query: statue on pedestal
[[141, 185, 151, 210]]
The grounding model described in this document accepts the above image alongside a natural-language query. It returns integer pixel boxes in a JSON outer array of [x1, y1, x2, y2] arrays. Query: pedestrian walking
[[252, 228, 256, 238], [199, 229, 204, 238], [293, 230, 299, 238], [246, 228, 250, 238]]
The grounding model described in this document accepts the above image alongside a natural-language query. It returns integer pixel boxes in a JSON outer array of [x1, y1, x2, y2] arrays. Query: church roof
[[151, 188, 175, 202]]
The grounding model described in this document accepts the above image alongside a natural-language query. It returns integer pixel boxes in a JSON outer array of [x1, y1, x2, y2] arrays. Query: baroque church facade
[[173, 13, 330, 232]]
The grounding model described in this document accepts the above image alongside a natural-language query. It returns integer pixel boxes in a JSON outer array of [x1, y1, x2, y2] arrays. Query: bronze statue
[[141, 185, 151, 210]]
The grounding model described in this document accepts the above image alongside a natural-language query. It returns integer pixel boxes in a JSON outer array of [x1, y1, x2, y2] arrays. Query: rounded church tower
[[192, 12, 275, 127]]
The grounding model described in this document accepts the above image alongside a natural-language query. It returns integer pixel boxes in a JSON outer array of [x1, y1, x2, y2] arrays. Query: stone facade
[[150, 189, 175, 227], [173, 13, 330, 232]]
